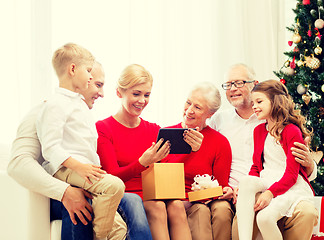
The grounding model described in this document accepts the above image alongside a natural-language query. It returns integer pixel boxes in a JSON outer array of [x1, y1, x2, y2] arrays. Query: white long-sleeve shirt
[[208, 108, 317, 188], [7, 103, 69, 201], [36, 88, 100, 175]]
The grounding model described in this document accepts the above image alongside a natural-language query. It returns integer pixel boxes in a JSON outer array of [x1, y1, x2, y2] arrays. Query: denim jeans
[[118, 193, 153, 240], [50, 192, 152, 240], [50, 198, 93, 240]]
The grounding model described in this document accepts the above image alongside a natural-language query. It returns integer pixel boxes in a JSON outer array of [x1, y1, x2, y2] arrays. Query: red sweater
[[249, 123, 313, 197], [163, 123, 232, 195], [96, 116, 160, 198]]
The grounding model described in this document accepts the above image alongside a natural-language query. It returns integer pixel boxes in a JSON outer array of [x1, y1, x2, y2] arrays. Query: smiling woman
[[2, 0, 295, 148]]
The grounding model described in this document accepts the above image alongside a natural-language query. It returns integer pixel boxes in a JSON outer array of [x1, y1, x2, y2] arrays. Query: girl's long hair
[[252, 80, 311, 143]]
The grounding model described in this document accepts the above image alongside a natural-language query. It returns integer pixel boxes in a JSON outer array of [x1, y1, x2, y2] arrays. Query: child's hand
[[254, 190, 273, 212], [139, 139, 171, 167], [75, 163, 106, 184], [183, 127, 203, 152]]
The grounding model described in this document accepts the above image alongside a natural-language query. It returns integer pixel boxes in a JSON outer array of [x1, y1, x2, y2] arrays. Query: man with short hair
[[209, 63, 318, 240]]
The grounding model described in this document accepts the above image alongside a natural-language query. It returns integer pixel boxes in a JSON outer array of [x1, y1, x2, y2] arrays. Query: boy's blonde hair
[[117, 64, 153, 91], [52, 43, 95, 77]]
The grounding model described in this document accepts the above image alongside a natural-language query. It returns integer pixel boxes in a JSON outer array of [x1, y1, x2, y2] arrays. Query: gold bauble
[[284, 60, 290, 67], [315, 46, 322, 55], [297, 60, 305, 67], [284, 67, 295, 76], [292, 33, 302, 43], [302, 94, 311, 105], [305, 55, 321, 69], [315, 19, 324, 29]]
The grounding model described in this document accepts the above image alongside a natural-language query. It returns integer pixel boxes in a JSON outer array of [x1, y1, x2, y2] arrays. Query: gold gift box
[[188, 186, 223, 202], [142, 163, 185, 201]]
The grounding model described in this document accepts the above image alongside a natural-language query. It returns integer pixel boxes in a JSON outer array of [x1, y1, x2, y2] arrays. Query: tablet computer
[[157, 128, 192, 154]]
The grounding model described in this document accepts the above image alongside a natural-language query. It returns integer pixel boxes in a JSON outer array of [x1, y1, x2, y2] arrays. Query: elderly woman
[[162, 82, 233, 240]]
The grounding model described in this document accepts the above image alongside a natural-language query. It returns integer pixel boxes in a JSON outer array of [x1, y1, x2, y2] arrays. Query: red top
[[249, 123, 314, 197], [96, 116, 160, 198], [163, 123, 232, 195]]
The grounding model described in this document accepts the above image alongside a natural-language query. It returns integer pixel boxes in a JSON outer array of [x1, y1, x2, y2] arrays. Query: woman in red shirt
[[96, 64, 197, 240]]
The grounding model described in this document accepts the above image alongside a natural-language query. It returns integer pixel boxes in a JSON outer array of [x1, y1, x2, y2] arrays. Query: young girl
[[236, 80, 315, 240]]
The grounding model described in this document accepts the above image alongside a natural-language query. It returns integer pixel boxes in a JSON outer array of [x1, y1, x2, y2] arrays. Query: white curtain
[[1, 0, 295, 146]]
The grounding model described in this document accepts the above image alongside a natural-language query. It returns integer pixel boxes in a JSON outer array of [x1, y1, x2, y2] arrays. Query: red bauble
[[280, 79, 286, 84], [303, 0, 310, 4]]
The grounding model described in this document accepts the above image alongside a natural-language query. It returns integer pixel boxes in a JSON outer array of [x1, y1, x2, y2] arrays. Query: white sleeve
[[36, 100, 71, 173], [7, 106, 69, 201]]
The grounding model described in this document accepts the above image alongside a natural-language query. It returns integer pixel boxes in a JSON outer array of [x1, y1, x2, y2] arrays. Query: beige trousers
[[186, 200, 234, 240], [54, 167, 126, 239], [232, 200, 319, 240]]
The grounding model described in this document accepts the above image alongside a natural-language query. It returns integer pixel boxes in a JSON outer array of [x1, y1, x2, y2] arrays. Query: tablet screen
[[157, 128, 192, 154]]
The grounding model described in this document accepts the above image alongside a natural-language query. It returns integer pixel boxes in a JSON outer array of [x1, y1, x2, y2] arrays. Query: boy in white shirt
[[36, 43, 125, 240]]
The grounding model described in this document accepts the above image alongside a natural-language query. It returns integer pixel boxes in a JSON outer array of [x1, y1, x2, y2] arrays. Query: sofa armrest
[[0, 170, 51, 240]]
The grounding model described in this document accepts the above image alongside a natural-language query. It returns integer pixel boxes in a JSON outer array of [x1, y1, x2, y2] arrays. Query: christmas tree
[[275, 0, 324, 195]]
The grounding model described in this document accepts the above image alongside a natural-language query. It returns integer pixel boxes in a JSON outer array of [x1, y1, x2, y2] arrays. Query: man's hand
[[291, 136, 314, 177], [61, 186, 93, 225], [254, 190, 273, 212]]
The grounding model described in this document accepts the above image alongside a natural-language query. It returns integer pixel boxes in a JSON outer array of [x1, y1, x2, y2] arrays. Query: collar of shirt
[[55, 87, 83, 99]]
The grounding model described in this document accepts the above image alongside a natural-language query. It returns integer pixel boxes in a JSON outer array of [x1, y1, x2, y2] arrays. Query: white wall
[[1, 0, 296, 150]]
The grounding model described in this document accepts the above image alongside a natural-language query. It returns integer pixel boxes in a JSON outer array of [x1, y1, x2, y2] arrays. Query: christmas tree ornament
[[297, 59, 305, 67], [297, 84, 307, 95], [315, 46, 322, 55], [293, 47, 299, 52], [315, 19, 324, 29], [320, 107, 324, 116], [290, 56, 296, 69], [284, 60, 290, 68], [288, 41, 293, 46], [322, 84, 324, 92], [284, 67, 295, 76], [292, 32, 302, 43], [315, 28, 322, 39], [295, 103, 302, 110], [305, 55, 321, 70], [280, 79, 286, 84], [302, 93, 311, 105], [311, 9, 318, 18], [303, 0, 310, 4], [308, 25, 312, 37]]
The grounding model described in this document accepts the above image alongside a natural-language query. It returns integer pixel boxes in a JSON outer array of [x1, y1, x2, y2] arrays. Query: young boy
[[36, 43, 125, 240]]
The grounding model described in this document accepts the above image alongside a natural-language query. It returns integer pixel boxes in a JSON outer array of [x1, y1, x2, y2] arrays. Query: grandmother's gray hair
[[190, 82, 221, 114]]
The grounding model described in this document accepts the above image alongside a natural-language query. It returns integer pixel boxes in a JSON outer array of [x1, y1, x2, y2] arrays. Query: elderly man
[[209, 63, 318, 240]]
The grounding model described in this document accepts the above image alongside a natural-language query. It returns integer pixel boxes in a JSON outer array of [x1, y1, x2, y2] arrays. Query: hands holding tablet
[[183, 127, 203, 152], [139, 139, 171, 167]]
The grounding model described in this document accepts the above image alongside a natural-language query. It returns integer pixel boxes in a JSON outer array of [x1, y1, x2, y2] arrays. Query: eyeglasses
[[221, 80, 255, 90]]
